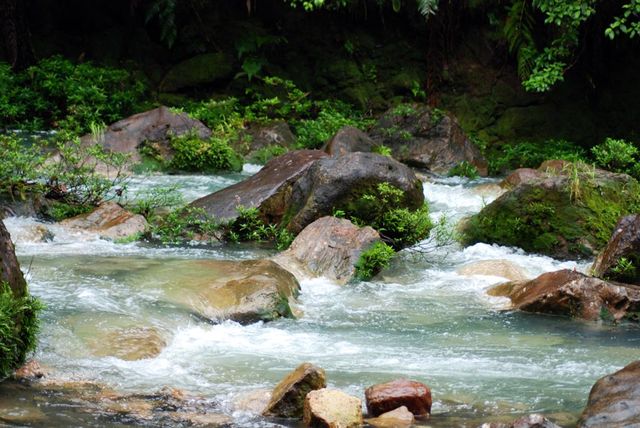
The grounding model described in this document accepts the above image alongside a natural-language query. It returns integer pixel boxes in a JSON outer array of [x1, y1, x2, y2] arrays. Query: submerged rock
[[464, 163, 640, 259], [273, 216, 381, 284], [303, 388, 363, 428], [492, 269, 640, 322], [365, 379, 432, 417], [60, 202, 147, 240], [323, 126, 376, 157], [80, 106, 211, 165], [263, 363, 327, 418], [369, 103, 488, 176], [591, 214, 640, 285], [457, 259, 530, 282], [366, 406, 415, 427], [162, 259, 301, 324], [478, 413, 562, 428], [233, 389, 272, 414], [190, 150, 327, 223], [578, 360, 640, 428], [287, 152, 424, 233]]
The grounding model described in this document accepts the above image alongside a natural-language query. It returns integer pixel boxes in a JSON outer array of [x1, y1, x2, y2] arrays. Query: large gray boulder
[[369, 104, 488, 176], [578, 360, 640, 427], [190, 150, 327, 223], [286, 152, 424, 233]]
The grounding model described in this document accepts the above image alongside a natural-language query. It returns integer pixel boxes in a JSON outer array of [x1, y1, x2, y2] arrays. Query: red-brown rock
[[365, 379, 432, 417]]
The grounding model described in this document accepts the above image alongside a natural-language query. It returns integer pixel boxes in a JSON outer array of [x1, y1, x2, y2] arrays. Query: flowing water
[[2, 169, 639, 427]]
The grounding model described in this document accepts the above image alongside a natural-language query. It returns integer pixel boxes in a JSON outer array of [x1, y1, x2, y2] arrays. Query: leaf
[[392, 0, 401, 13]]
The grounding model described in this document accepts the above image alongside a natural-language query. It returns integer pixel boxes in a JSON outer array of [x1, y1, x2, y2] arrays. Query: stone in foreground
[[493, 269, 640, 322], [578, 360, 640, 428], [366, 406, 415, 427], [303, 388, 363, 428], [273, 216, 381, 284], [263, 363, 326, 418], [365, 379, 432, 417]]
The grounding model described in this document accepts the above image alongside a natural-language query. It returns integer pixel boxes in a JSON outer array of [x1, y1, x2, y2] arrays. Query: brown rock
[[233, 389, 272, 414], [538, 160, 572, 174], [0, 219, 27, 297], [273, 217, 381, 284], [263, 363, 327, 418], [578, 360, 640, 427], [60, 202, 148, 240], [80, 106, 211, 164], [365, 379, 432, 417], [498, 269, 640, 321], [500, 168, 543, 188], [591, 214, 640, 284], [366, 406, 415, 427], [457, 259, 530, 282], [13, 360, 47, 381], [303, 388, 363, 428], [91, 327, 166, 361], [190, 150, 328, 223], [370, 104, 488, 176], [323, 126, 375, 157]]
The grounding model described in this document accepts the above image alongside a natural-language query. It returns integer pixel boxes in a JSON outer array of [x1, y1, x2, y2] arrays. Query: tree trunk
[[0, 0, 35, 70]]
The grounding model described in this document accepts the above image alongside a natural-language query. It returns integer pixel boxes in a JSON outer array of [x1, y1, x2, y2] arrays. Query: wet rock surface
[[263, 362, 327, 418], [60, 202, 148, 240], [591, 214, 640, 284], [303, 388, 363, 428], [365, 379, 432, 417]]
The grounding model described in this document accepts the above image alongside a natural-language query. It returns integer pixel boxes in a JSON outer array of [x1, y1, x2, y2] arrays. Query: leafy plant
[[591, 138, 639, 178], [0, 133, 45, 198], [448, 161, 480, 179], [354, 241, 395, 280], [128, 185, 185, 220], [249, 145, 289, 164], [372, 145, 393, 157], [488, 139, 587, 174], [0, 282, 42, 379], [295, 100, 372, 149], [168, 132, 243, 173], [610, 257, 637, 282], [150, 206, 223, 244]]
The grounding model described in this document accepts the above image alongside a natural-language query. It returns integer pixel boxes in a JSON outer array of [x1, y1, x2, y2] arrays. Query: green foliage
[[0, 57, 145, 133], [128, 185, 185, 220], [226, 206, 294, 249], [245, 77, 313, 121], [488, 139, 587, 174], [606, 0, 640, 39], [448, 161, 480, 179], [346, 182, 433, 249], [372, 145, 393, 157], [0, 283, 42, 379], [295, 100, 372, 149], [235, 32, 287, 81], [47, 202, 93, 222], [168, 132, 243, 173], [591, 138, 639, 178], [354, 242, 396, 280], [150, 207, 222, 244], [0, 133, 45, 197], [609, 257, 637, 282], [249, 145, 289, 164]]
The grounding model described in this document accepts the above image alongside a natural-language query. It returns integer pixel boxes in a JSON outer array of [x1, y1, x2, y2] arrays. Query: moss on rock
[[463, 164, 640, 259]]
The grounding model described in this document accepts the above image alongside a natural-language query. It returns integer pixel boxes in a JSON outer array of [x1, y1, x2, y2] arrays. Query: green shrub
[[591, 138, 639, 178], [488, 139, 587, 174], [295, 100, 372, 149], [226, 206, 294, 249], [346, 182, 433, 249], [168, 132, 243, 173], [354, 242, 395, 280], [47, 202, 93, 222], [372, 145, 393, 157], [0, 282, 42, 379], [448, 161, 480, 179], [0, 56, 145, 133], [150, 207, 223, 244], [0, 133, 45, 197], [248, 145, 288, 164], [128, 185, 185, 220]]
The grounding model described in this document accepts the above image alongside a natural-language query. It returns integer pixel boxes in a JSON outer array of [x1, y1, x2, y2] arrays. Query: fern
[[145, 0, 177, 48], [504, 0, 536, 79], [417, 0, 439, 17]]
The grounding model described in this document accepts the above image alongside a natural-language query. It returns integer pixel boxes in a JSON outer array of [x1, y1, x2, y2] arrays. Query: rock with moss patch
[[287, 152, 424, 234], [160, 52, 233, 92], [263, 363, 326, 418], [303, 388, 363, 428], [591, 215, 640, 285], [369, 104, 488, 176], [578, 360, 640, 428], [80, 106, 211, 166], [190, 150, 328, 224], [464, 163, 640, 259], [272, 216, 381, 284], [1, 219, 27, 297], [236, 121, 296, 162], [491, 269, 640, 322]]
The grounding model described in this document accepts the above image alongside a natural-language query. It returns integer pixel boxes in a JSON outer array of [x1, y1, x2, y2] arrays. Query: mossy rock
[[463, 164, 640, 259], [160, 52, 233, 92]]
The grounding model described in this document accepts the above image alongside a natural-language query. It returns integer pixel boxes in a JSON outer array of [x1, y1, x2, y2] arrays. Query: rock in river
[[303, 388, 363, 428], [263, 362, 326, 418], [365, 379, 432, 417], [591, 214, 640, 285]]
